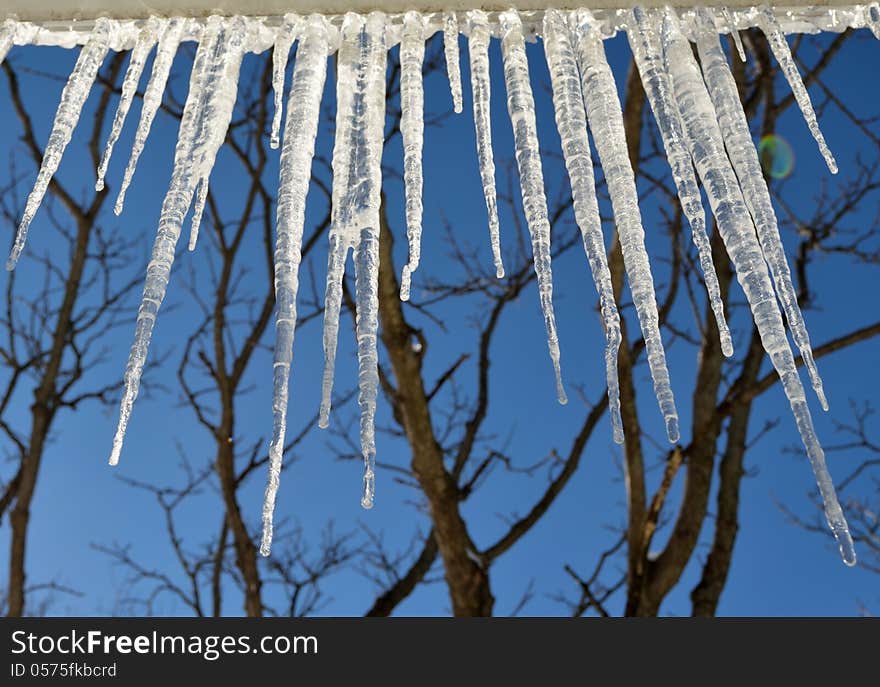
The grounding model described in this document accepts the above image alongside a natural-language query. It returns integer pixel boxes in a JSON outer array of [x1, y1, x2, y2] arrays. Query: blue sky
[[0, 24, 878, 617]]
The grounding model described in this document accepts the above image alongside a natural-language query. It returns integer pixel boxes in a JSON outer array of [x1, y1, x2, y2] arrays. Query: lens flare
[[758, 134, 795, 179]]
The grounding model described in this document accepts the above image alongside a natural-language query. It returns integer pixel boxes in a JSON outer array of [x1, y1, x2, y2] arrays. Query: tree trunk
[[376, 203, 494, 616]]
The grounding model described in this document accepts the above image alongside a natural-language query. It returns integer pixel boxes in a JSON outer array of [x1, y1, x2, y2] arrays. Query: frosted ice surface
[[467, 10, 504, 278], [318, 12, 387, 509], [573, 9, 679, 442], [758, 6, 838, 174], [443, 12, 463, 114], [96, 17, 161, 192], [109, 17, 248, 466], [270, 13, 302, 150], [399, 11, 426, 301], [261, 15, 330, 556], [661, 8, 854, 565], [543, 9, 622, 441], [500, 9, 567, 405], [115, 18, 186, 216], [628, 7, 733, 358], [695, 8, 827, 410], [8, 18, 113, 270]]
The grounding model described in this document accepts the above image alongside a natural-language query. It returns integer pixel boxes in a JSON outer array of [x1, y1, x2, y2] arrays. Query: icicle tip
[[666, 417, 680, 444]]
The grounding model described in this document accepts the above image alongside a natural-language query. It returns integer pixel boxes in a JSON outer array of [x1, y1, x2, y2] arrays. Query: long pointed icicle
[[628, 7, 733, 358], [261, 15, 330, 557], [187, 19, 249, 252], [467, 10, 504, 278], [443, 12, 463, 114], [270, 13, 302, 150], [95, 18, 161, 192], [7, 18, 113, 271], [758, 6, 837, 174], [660, 9, 855, 566], [399, 11, 426, 301], [695, 7, 826, 409], [115, 18, 186, 216], [500, 10, 567, 405], [109, 17, 248, 466], [543, 10, 622, 441], [318, 13, 387, 510], [573, 9, 679, 442]]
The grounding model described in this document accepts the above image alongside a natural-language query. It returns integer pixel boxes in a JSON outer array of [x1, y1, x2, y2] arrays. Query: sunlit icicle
[[399, 11, 426, 301], [628, 7, 733, 358], [719, 6, 747, 61], [572, 9, 679, 441], [318, 12, 387, 509], [467, 10, 504, 278], [695, 7, 826, 409], [660, 9, 855, 566], [443, 11, 463, 113], [270, 13, 302, 150], [7, 18, 113, 271], [500, 10, 567, 405], [0, 20, 15, 66], [758, 6, 837, 174], [109, 17, 249, 466], [95, 18, 161, 192], [261, 15, 330, 557], [868, 4, 880, 39], [115, 18, 186, 215], [543, 9, 622, 441], [187, 19, 250, 252]]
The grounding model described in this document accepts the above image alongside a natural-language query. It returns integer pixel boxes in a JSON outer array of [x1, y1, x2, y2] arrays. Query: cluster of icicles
[[3, 5, 878, 563]]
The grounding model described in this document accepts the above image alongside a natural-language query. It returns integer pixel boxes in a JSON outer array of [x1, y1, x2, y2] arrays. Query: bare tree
[[3, 27, 878, 618], [0, 53, 160, 616]]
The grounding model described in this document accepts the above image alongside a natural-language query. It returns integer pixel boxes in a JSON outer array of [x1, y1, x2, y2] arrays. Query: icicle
[[720, 7, 747, 62], [399, 11, 426, 302], [467, 10, 505, 279], [0, 20, 15, 66], [627, 7, 733, 358], [572, 9, 679, 442], [868, 4, 880, 39], [695, 8, 827, 409], [270, 13, 302, 150], [186, 19, 249, 252], [660, 9, 854, 566], [443, 12, 463, 114], [95, 18, 161, 193], [318, 12, 387, 510], [758, 6, 837, 174], [499, 10, 567, 406], [261, 15, 330, 557], [7, 18, 113, 271], [115, 18, 186, 216], [109, 17, 249, 466], [542, 10, 622, 441]]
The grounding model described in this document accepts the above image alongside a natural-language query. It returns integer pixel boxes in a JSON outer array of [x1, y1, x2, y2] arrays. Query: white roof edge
[[1, 0, 865, 23]]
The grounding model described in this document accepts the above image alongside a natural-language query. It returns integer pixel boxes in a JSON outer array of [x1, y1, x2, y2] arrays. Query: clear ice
[[95, 18, 161, 192], [399, 11, 426, 301], [500, 10, 567, 405], [7, 18, 113, 270], [467, 10, 505, 278], [695, 7, 827, 409], [660, 8, 854, 565], [2, 7, 861, 565], [573, 9, 679, 442], [543, 9, 622, 441], [261, 15, 330, 556], [318, 12, 387, 510]]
